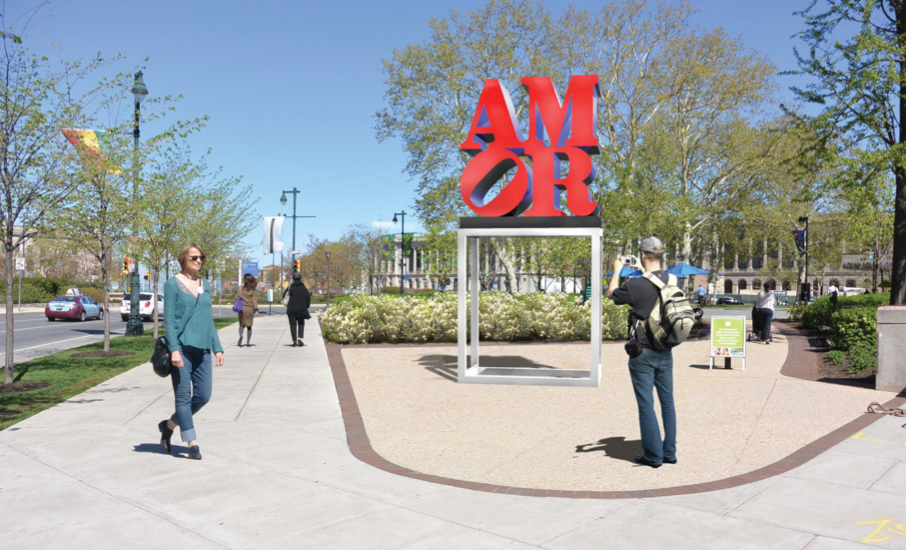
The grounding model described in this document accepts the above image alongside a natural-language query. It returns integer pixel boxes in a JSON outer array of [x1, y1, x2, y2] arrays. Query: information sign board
[[709, 316, 746, 370], [15, 257, 24, 271]]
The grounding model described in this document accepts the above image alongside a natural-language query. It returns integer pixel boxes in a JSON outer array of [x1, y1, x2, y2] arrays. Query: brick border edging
[[324, 324, 906, 499]]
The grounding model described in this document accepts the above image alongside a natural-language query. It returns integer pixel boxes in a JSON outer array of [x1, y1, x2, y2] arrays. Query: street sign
[[15, 257, 24, 271], [241, 261, 258, 279]]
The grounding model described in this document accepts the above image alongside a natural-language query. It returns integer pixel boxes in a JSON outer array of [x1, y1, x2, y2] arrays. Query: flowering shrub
[[320, 292, 629, 344]]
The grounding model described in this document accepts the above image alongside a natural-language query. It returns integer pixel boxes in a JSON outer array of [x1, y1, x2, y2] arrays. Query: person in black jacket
[[283, 272, 311, 347]]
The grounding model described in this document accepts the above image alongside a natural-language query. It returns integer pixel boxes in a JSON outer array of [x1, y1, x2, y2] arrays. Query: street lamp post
[[279, 189, 316, 272], [799, 216, 810, 302], [392, 211, 406, 295], [127, 71, 148, 336], [325, 251, 331, 308]]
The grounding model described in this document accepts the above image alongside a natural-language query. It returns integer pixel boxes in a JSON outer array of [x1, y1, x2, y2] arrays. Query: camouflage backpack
[[641, 273, 695, 350]]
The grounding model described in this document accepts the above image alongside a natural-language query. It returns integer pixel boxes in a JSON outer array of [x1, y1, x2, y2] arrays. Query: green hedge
[[829, 308, 877, 351], [800, 292, 888, 373], [800, 293, 890, 329], [321, 292, 630, 344], [0, 278, 104, 304]]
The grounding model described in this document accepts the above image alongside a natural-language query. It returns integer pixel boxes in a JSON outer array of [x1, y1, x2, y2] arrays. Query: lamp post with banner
[[126, 71, 148, 336]]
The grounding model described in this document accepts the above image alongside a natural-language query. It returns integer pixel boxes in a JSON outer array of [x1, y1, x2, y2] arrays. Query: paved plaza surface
[[1, 316, 905, 549]]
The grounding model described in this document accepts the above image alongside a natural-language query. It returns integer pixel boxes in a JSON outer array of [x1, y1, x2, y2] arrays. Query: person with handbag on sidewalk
[[158, 244, 224, 460], [236, 274, 258, 347], [283, 272, 311, 347]]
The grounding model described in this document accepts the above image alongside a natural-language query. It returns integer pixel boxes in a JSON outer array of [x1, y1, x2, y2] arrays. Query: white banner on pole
[[263, 216, 286, 254]]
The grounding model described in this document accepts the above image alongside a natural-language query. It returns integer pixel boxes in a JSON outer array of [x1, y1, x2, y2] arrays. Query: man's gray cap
[[640, 236, 664, 254]]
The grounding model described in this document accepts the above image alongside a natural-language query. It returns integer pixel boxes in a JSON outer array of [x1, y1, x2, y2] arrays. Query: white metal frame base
[[457, 226, 603, 387]]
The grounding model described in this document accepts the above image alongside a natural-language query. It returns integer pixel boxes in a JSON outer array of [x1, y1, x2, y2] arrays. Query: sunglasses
[[189, 255, 205, 262]]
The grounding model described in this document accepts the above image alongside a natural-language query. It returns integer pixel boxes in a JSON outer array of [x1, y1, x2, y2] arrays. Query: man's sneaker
[[664, 457, 677, 464], [188, 445, 202, 460], [633, 455, 662, 468]]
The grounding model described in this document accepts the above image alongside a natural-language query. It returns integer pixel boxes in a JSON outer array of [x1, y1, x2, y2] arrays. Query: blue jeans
[[170, 346, 212, 442], [628, 348, 676, 464], [760, 309, 774, 341]]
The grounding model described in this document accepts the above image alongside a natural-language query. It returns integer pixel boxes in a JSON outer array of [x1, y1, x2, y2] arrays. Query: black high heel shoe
[[158, 420, 174, 454]]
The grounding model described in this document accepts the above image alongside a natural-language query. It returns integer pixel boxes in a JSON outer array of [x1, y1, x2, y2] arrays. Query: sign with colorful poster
[[402, 232, 414, 255], [710, 316, 746, 360], [380, 235, 395, 261]]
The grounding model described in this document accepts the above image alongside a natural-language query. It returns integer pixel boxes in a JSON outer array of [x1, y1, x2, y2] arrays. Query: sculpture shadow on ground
[[575, 436, 641, 463], [418, 354, 558, 382]]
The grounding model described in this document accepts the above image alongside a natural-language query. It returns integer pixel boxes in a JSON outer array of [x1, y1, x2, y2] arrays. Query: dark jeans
[[169, 346, 212, 442], [287, 311, 306, 341], [628, 348, 676, 465], [760, 308, 774, 341]]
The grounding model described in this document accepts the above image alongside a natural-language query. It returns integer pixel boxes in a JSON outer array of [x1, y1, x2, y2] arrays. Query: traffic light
[[293, 259, 301, 272], [143, 273, 150, 281], [122, 257, 129, 273]]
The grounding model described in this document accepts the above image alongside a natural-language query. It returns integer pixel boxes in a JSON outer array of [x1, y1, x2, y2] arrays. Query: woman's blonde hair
[[177, 244, 206, 273]]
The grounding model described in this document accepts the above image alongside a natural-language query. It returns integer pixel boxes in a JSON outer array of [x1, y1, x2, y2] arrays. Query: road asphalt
[[0, 304, 312, 365]]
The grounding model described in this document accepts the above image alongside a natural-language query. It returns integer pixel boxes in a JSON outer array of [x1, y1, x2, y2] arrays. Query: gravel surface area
[[342, 327, 897, 492]]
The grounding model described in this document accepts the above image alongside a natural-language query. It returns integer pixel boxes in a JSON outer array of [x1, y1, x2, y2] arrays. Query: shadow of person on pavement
[[575, 436, 641, 463]]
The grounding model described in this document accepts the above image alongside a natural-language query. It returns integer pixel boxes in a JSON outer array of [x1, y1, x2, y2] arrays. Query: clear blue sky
[[10, 0, 811, 265]]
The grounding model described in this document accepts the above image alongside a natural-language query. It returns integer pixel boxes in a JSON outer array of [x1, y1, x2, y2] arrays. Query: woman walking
[[283, 272, 311, 347], [237, 273, 258, 347], [756, 282, 775, 344], [159, 244, 224, 460]]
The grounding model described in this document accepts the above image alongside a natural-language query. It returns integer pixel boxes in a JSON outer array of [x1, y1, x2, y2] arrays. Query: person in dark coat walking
[[237, 274, 258, 347], [283, 273, 311, 347]]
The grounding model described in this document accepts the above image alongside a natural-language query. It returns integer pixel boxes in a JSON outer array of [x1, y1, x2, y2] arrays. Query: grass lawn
[[0, 317, 238, 431]]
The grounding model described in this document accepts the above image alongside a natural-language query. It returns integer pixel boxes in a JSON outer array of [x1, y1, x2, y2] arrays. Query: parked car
[[715, 297, 744, 305], [46, 295, 104, 321], [120, 293, 164, 321]]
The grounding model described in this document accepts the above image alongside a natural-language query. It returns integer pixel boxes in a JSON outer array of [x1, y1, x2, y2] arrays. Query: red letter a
[[459, 79, 524, 155]]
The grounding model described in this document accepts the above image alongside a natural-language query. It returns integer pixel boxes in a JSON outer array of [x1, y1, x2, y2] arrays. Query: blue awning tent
[[605, 266, 643, 278], [665, 262, 711, 278]]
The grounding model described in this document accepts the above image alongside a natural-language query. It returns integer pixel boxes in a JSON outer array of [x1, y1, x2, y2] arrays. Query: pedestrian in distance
[[158, 244, 224, 460], [607, 236, 690, 469], [237, 273, 258, 347], [827, 281, 839, 307], [695, 284, 707, 307], [283, 272, 311, 347], [756, 282, 775, 344]]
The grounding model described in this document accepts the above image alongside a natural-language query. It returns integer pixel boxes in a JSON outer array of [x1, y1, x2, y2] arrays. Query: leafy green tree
[[0, 7, 115, 383], [135, 143, 205, 338], [789, 0, 906, 303], [183, 161, 257, 281]]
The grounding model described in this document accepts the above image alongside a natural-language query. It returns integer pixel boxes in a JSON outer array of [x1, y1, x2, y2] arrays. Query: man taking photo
[[607, 237, 678, 469]]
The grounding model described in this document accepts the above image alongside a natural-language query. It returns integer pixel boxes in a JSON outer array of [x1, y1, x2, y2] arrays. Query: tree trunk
[[102, 258, 110, 353], [489, 238, 518, 293], [682, 224, 693, 263], [151, 268, 160, 340], [4, 246, 14, 385]]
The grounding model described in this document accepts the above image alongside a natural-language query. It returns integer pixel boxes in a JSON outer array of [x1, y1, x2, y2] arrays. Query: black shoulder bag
[[151, 279, 202, 377]]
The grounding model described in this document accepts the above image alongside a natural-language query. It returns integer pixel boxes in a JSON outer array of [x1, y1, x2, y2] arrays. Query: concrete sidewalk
[[1, 315, 904, 549]]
